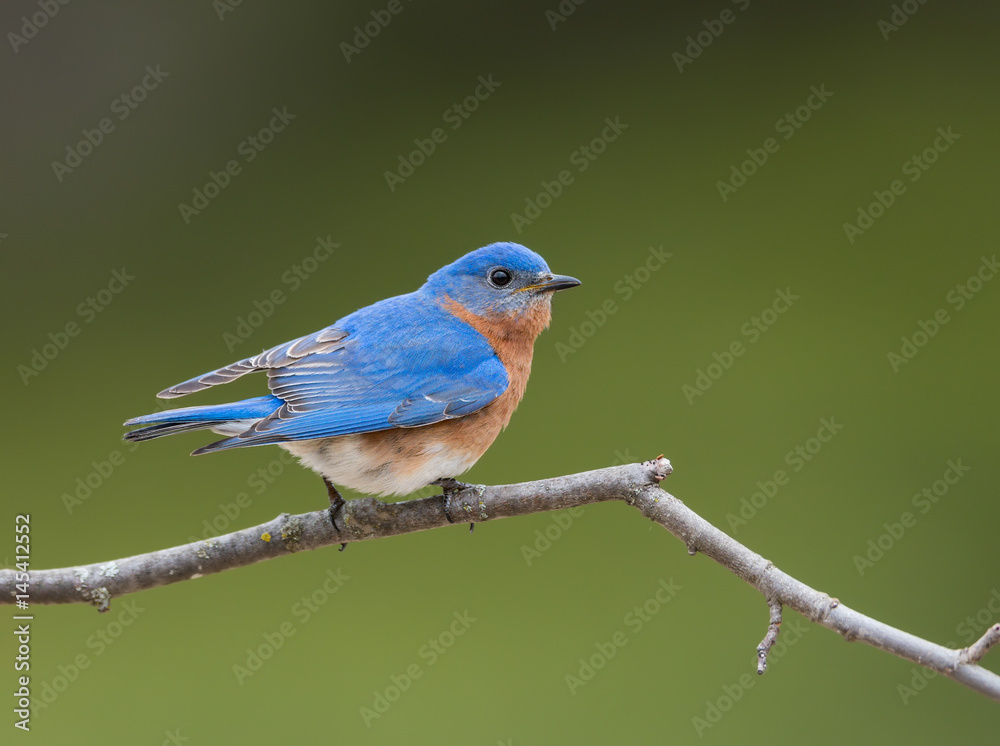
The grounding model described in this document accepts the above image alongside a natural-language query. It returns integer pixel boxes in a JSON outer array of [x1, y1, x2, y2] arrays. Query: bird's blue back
[[256, 291, 510, 439], [126, 287, 509, 453]]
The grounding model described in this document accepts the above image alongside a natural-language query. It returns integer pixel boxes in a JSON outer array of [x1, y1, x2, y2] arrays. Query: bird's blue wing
[[183, 294, 508, 453], [158, 325, 350, 398]]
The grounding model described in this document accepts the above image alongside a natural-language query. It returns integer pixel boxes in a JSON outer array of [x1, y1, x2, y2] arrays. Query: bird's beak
[[526, 273, 582, 293]]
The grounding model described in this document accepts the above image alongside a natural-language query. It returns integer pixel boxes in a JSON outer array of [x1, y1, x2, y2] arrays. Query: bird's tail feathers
[[123, 395, 280, 447]]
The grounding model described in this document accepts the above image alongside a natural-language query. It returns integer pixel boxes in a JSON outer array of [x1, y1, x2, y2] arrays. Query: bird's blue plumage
[[121, 395, 282, 440], [123, 242, 580, 495], [125, 268, 514, 452]]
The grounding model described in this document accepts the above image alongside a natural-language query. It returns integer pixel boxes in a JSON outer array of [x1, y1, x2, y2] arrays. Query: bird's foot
[[324, 478, 348, 550], [432, 477, 474, 494], [431, 477, 476, 532]]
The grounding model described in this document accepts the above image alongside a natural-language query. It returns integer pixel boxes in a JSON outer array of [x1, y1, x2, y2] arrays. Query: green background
[[3, 0, 999, 743]]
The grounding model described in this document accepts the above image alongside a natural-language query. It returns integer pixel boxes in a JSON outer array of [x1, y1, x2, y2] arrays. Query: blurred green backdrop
[[3, 0, 999, 743]]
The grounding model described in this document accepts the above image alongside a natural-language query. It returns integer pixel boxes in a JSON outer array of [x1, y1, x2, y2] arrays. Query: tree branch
[[3, 457, 998, 702], [756, 599, 783, 675]]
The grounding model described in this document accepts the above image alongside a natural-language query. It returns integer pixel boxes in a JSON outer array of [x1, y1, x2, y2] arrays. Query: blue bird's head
[[423, 242, 580, 319]]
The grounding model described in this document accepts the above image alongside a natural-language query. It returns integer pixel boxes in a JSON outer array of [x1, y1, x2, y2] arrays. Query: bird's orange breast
[[436, 296, 552, 455]]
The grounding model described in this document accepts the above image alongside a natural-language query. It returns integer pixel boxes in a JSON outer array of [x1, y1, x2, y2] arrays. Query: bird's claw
[[325, 477, 346, 533], [432, 477, 475, 527], [432, 477, 474, 494]]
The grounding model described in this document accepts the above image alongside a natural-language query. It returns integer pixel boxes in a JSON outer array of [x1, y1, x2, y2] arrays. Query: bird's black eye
[[489, 268, 512, 287]]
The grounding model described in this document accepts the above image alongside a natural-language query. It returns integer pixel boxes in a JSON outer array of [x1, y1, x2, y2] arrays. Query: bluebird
[[124, 242, 580, 508]]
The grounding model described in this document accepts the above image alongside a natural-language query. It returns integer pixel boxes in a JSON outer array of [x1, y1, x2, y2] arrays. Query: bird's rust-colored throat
[[441, 296, 551, 369]]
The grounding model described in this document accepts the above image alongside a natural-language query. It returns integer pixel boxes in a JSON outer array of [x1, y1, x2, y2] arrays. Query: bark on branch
[[3, 457, 998, 702]]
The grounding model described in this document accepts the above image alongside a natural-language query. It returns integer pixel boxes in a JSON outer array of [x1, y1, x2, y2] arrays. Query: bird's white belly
[[279, 433, 482, 497]]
